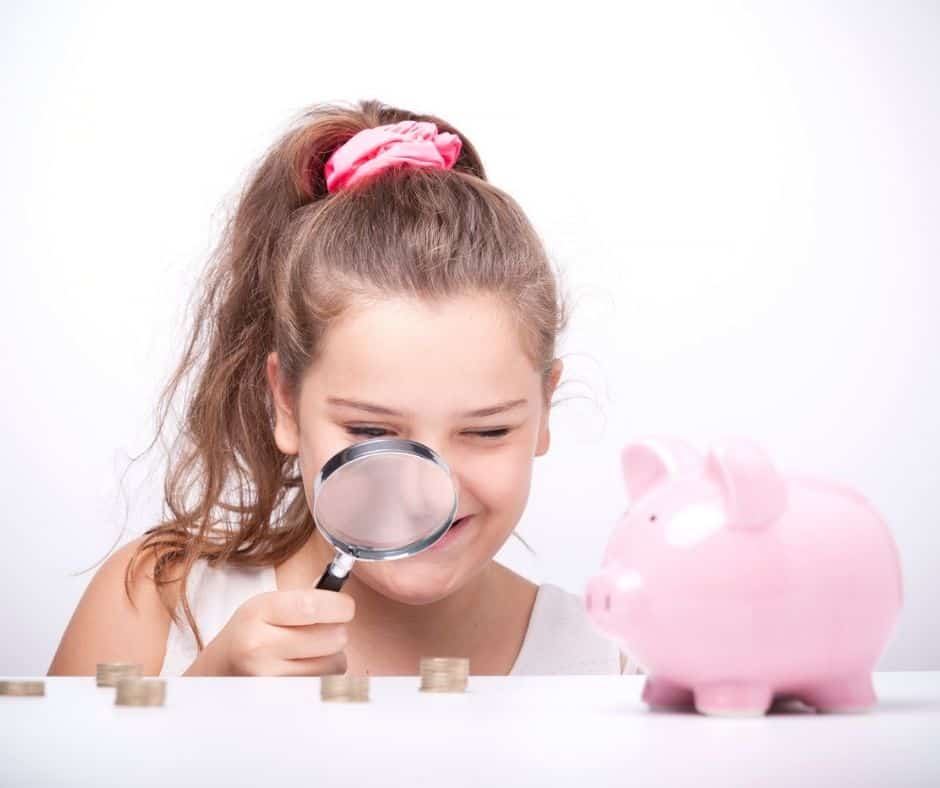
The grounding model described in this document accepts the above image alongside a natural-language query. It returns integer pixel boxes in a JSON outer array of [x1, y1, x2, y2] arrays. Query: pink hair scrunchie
[[323, 120, 462, 193]]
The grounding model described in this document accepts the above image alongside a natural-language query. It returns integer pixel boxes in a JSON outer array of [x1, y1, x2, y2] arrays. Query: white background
[[1, 1, 937, 674]]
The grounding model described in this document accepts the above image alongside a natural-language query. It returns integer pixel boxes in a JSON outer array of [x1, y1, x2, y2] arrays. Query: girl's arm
[[47, 537, 175, 676]]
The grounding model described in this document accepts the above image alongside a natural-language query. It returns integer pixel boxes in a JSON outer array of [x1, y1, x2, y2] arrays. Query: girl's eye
[[346, 427, 388, 439], [345, 427, 510, 440]]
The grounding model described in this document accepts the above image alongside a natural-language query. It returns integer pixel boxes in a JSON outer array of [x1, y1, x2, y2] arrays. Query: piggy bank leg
[[642, 677, 695, 709], [801, 674, 876, 713], [693, 682, 774, 717]]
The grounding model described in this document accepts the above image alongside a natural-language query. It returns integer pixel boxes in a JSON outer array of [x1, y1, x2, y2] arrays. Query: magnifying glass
[[312, 438, 459, 591]]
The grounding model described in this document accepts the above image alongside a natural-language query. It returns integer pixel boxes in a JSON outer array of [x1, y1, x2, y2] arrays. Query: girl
[[48, 99, 642, 678]]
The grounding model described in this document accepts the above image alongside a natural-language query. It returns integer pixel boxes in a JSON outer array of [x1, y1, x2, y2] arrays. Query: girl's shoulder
[[48, 536, 183, 675]]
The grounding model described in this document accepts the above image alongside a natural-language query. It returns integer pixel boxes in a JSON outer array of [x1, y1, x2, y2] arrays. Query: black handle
[[315, 560, 348, 592]]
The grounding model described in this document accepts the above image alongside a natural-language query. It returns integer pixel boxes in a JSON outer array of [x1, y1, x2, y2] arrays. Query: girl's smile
[[426, 515, 475, 553]]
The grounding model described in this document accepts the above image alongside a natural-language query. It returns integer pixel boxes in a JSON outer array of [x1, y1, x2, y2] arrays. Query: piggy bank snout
[[586, 569, 646, 638], [585, 575, 615, 614]]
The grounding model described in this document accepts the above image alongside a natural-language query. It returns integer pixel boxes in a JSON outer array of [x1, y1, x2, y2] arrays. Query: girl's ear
[[265, 351, 301, 455], [535, 359, 564, 457]]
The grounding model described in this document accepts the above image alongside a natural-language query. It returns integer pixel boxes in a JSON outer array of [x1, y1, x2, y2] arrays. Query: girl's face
[[266, 292, 562, 605]]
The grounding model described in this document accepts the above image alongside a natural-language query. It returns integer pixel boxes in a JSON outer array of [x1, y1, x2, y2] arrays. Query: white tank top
[[159, 559, 643, 676]]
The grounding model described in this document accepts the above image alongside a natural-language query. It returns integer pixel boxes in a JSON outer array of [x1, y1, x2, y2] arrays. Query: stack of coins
[[0, 680, 45, 697], [96, 662, 143, 687], [115, 678, 166, 707], [419, 657, 469, 693], [320, 674, 370, 703]]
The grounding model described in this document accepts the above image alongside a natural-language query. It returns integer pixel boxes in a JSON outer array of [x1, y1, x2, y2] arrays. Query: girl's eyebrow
[[326, 397, 528, 419]]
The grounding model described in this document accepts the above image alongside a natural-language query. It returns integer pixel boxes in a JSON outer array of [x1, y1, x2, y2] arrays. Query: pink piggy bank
[[585, 435, 903, 717]]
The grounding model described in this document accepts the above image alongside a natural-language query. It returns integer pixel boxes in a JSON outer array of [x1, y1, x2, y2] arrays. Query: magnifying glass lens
[[315, 450, 455, 551]]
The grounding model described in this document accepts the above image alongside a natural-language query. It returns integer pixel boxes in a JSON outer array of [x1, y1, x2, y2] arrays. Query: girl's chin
[[352, 558, 470, 604], [353, 573, 460, 606]]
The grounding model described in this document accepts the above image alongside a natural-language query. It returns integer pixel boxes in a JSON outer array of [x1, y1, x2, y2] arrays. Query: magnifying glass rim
[[312, 438, 459, 561]]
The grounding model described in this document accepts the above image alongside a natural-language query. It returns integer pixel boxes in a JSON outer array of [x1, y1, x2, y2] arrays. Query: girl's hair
[[125, 98, 572, 650]]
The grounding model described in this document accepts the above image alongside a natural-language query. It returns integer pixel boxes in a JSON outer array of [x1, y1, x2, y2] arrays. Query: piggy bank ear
[[621, 436, 703, 501], [704, 436, 788, 530]]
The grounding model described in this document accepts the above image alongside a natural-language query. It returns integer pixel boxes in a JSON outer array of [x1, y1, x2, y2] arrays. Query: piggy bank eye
[[649, 514, 657, 522]]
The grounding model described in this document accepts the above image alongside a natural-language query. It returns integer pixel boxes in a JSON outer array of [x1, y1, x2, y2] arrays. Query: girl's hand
[[184, 589, 355, 676]]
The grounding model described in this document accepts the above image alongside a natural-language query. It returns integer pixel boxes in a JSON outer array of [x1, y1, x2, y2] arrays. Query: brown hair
[[124, 98, 574, 650]]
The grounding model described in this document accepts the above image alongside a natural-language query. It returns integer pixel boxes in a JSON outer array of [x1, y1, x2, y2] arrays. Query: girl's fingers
[[267, 621, 349, 661], [276, 652, 348, 677], [255, 589, 356, 627]]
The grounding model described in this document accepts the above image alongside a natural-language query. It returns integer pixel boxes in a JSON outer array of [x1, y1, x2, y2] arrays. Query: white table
[[3, 672, 938, 787]]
